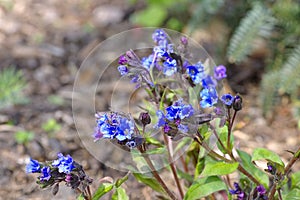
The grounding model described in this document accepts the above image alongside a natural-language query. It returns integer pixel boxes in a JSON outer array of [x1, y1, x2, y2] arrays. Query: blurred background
[[0, 0, 299, 199]]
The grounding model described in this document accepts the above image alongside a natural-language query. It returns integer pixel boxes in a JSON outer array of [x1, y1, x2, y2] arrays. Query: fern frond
[[227, 3, 274, 63], [0, 67, 27, 109], [260, 71, 281, 117], [279, 45, 300, 96]]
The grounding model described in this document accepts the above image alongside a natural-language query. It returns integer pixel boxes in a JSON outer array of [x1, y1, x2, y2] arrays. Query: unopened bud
[[233, 95, 242, 111], [139, 112, 151, 126]]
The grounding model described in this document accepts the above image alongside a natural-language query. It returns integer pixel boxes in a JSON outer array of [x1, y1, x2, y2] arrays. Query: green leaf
[[133, 173, 165, 194], [14, 131, 34, 144], [92, 183, 114, 200], [201, 160, 239, 177], [194, 158, 205, 179], [130, 5, 167, 27], [184, 176, 227, 200], [115, 173, 129, 188], [177, 168, 193, 183], [237, 150, 269, 188], [146, 147, 166, 155], [111, 187, 129, 200], [282, 188, 300, 200], [145, 136, 163, 147], [252, 148, 284, 167], [216, 125, 234, 154], [291, 171, 300, 189]]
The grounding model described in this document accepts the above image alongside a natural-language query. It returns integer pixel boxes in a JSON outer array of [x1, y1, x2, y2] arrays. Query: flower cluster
[[26, 153, 92, 196], [229, 182, 246, 200], [93, 112, 143, 149], [155, 99, 194, 137]]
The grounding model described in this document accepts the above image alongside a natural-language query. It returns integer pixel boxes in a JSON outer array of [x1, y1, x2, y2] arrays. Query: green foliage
[[0, 68, 27, 109], [42, 119, 61, 134], [184, 176, 227, 200], [227, 3, 274, 63], [201, 159, 239, 177], [132, 172, 166, 194], [252, 147, 285, 167], [14, 130, 34, 144]]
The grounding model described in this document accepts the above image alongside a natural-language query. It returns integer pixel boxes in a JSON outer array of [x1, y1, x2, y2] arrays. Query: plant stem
[[163, 134, 184, 199], [268, 183, 277, 200], [139, 146, 178, 200], [284, 146, 300, 175]]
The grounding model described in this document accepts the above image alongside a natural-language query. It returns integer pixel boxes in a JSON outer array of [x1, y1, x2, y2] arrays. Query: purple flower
[[180, 36, 188, 45], [40, 166, 51, 181], [214, 65, 227, 80], [221, 94, 234, 106], [186, 62, 205, 84], [155, 110, 166, 128], [118, 55, 127, 65], [52, 153, 75, 174], [152, 29, 168, 44], [26, 158, 41, 173], [200, 87, 218, 108], [229, 182, 245, 200], [256, 185, 266, 195], [117, 65, 128, 76]]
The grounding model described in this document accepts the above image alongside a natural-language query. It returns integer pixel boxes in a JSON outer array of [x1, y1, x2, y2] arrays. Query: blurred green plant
[[226, 1, 300, 119], [0, 68, 27, 109], [42, 118, 61, 134], [15, 130, 34, 145]]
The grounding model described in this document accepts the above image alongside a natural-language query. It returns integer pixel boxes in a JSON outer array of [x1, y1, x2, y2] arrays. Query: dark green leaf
[[92, 183, 114, 200], [133, 173, 165, 194], [111, 187, 129, 200], [184, 176, 227, 200], [237, 150, 269, 188], [201, 160, 239, 177], [252, 148, 284, 167]]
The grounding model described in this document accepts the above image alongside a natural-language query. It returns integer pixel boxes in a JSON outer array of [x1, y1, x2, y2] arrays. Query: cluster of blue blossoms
[[93, 112, 144, 149], [26, 153, 92, 194], [94, 29, 241, 149]]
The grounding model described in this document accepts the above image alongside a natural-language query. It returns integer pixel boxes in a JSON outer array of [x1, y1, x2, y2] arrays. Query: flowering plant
[[27, 29, 300, 200]]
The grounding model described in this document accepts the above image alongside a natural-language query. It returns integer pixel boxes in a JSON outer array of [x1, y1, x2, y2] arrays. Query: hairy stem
[[163, 134, 184, 199], [139, 146, 178, 200]]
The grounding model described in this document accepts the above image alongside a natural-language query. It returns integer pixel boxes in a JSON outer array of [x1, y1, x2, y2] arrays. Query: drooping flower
[[214, 65, 227, 80], [26, 158, 41, 173], [229, 182, 246, 200], [200, 87, 218, 108], [221, 94, 234, 107], [40, 166, 51, 181], [233, 95, 243, 111], [52, 153, 75, 174], [186, 62, 205, 84]]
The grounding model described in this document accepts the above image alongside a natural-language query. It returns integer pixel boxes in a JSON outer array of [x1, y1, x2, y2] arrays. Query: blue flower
[[200, 87, 218, 108], [178, 124, 188, 133], [221, 94, 234, 106], [229, 182, 245, 200], [26, 158, 41, 173], [93, 112, 134, 142], [186, 62, 205, 84], [118, 65, 128, 76], [52, 153, 75, 174], [165, 99, 194, 121], [214, 65, 227, 80], [163, 58, 177, 76], [40, 166, 51, 181]]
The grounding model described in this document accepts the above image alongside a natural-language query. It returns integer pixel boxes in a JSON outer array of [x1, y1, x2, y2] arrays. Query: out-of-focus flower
[[118, 55, 127, 65], [118, 65, 128, 76], [163, 57, 177, 76]]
